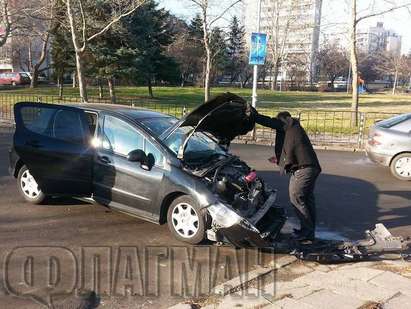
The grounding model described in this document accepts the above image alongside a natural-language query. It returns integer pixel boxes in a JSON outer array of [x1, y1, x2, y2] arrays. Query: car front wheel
[[17, 165, 46, 204], [167, 196, 206, 244], [390, 153, 411, 181]]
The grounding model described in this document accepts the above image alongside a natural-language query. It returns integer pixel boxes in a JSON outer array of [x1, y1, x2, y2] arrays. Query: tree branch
[[87, 0, 146, 42], [209, 0, 241, 27], [356, 2, 411, 24]]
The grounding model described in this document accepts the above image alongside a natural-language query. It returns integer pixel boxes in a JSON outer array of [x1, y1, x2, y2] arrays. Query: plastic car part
[[286, 224, 410, 263]]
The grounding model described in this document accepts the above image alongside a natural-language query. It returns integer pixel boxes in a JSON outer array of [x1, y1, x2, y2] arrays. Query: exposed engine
[[186, 155, 269, 218]]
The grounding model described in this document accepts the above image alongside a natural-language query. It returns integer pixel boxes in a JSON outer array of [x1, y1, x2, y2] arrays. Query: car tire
[[167, 196, 206, 244], [17, 165, 46, 204], [390, 153, 411, 181]]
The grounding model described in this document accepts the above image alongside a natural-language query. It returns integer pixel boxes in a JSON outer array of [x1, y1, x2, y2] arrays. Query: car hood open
[[167, 93, 255, 159]]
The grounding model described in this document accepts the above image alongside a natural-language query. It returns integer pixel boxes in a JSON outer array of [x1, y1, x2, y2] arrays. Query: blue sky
[[159, 0, 411, 54]]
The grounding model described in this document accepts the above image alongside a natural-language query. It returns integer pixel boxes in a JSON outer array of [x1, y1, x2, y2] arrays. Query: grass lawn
[[1, 85, 411, 114], [1, 86, 410, 139]]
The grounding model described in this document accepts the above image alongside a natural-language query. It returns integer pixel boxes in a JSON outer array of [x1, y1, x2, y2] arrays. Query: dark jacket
[[255, 113, 321, 174]]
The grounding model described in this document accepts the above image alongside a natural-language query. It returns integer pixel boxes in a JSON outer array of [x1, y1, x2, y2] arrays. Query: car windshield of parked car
[[379, 114, 411, 129], [163, 126, 226, 162]]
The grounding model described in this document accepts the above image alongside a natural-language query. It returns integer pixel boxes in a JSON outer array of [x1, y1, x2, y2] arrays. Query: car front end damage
[[170, 93, 410, 262], [184, 154, 287, 247]]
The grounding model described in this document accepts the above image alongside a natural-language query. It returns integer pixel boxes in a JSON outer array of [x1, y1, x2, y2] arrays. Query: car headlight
[[207, 203, 243, 228]]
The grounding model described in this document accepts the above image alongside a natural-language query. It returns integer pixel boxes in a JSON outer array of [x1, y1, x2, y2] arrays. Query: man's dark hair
[[277, 111, 292, 119]]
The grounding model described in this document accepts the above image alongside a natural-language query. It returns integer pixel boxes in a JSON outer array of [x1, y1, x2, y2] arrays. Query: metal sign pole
[[251, 0, 262, 109]]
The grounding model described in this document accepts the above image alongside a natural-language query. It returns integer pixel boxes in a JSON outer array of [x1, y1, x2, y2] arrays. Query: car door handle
[[26, 140, 42, 148], [98, 155, 111, 164]]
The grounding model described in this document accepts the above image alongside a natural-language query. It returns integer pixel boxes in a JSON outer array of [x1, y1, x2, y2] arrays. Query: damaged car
[[9, 93, 286, 247]]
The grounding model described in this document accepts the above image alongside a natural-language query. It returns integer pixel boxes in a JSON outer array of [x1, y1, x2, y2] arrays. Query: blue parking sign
[[249, 32, 267, 65]]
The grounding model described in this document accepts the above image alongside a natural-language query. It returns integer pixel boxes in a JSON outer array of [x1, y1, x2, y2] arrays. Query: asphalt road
[[0, 130, 410, 308]]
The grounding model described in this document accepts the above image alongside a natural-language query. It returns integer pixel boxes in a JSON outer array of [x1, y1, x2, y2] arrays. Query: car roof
[[64, 103, 170, 119]]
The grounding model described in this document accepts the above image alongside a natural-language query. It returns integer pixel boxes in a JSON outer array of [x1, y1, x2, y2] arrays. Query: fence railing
[[0, 94, 398, 150]]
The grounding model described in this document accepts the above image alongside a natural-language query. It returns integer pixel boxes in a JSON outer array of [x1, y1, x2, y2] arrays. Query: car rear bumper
[[365, 147, 392, 167], [216, 192, 287, 248]]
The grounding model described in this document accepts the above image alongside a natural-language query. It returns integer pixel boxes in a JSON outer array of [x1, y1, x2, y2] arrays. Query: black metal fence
[[0, 94, 398, 150]]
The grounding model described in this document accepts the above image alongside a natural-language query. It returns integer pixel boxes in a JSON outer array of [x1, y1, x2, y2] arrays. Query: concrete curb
[[212, 255, 297, 296], [168, 255, 297, 309]]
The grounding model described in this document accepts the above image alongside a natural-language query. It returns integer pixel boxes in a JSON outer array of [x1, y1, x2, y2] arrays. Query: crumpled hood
[[177, 92, 255, 145]]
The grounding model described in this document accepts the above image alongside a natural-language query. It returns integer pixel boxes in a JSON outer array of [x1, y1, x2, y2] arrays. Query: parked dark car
[[9, 93, 286, 247]]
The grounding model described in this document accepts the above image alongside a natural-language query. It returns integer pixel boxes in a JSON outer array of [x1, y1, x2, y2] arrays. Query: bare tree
[[377, 52, 410, 94], [264, 0, 298, 91], [318, 42, 349, 88], [19, 1, 62, 88], [349, 0, 411, 124], [188, 0, 241, 102], [0, 0, 24, 48], [64, 0, 146, 103]]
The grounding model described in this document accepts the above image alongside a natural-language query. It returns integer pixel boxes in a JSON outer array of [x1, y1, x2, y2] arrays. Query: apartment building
[[243, 0, 323, 84]]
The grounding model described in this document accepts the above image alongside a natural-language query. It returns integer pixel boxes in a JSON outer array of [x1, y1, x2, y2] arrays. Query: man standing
[[254, 110, 321, 241]]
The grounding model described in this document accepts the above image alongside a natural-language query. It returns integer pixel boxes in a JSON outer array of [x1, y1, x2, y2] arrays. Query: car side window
[[20, 106, 86, 144], [20, 106, 55, 135], [145, 139, 164, 167], [102, 115, 144, 156], [52, 109, 86, 144]]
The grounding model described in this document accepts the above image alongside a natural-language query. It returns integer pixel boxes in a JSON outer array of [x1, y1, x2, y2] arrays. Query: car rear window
[[378, 114, 411, 129]]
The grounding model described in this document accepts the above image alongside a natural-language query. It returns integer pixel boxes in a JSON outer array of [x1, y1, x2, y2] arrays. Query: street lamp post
[[251, 0, 262, 109]]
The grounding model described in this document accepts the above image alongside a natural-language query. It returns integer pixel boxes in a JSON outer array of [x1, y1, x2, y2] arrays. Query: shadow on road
[[257, 170, 411, 239]]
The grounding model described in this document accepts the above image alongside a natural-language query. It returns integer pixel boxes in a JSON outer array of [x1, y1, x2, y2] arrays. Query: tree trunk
[[271, 62, 280, 91], [108, 78, 116, 103], [204, 47, 211, 102], [392, 70, 398, 95], [30, 66, 39, 88], [75, 51, 88, 103], [30, 33, 49, 89], [58, 75, 64, 99], [147, 78, 154, 98], [98, 80, 103, 99], [72, 72, 77, 88], [350, 0, 359, 126]]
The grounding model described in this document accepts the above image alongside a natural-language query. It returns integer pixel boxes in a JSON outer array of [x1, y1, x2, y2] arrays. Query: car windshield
[[378, 114, 411, 128], [139, 117, 178, 136], [163, 126, 226, 162]]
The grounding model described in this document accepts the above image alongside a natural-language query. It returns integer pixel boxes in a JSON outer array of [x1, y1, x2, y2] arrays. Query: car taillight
[[368, 132, 382, 146]]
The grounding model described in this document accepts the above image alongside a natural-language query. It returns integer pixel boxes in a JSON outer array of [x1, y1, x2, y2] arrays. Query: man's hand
[[268, 156, 277, 164]]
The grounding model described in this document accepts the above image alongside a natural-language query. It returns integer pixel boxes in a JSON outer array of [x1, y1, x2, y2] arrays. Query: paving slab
[[383, 293, 411, 309], [270, 297, 315, 309], [329, 267, 385, 281], [370, 271, 411, 296], [262, 281, 316, 300], [299, 289, 365, 309], [203, 288, 272, 309]]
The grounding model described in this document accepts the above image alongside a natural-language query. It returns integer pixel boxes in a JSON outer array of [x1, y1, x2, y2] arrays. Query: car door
[[13, 102, 94, 196], [93, 114, 165, 218]]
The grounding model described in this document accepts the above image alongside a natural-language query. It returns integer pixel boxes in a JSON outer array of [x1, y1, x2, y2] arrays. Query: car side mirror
[[143, 153, 155, 171], [127, 149, 147, 163]]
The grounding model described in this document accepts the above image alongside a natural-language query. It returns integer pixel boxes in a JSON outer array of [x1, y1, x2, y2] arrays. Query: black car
[[9, 93, 286, 247]]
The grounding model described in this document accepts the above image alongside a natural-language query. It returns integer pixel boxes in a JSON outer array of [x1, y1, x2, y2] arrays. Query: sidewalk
[[171, 259, 411, 309]]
